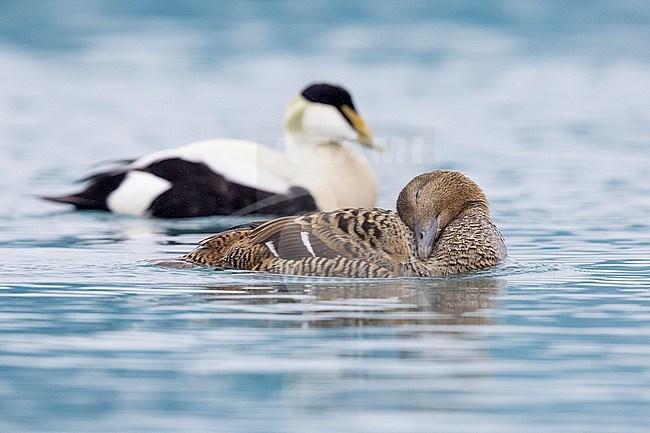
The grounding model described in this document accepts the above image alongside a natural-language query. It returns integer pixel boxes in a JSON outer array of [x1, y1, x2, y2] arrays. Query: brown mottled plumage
[[181, 170, 507, 278]]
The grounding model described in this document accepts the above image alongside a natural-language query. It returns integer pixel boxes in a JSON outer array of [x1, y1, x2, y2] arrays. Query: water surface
[[1, 1, 649, 432]]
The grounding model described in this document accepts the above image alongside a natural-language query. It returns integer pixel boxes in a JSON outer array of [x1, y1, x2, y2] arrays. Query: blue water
[[1, 1, 650, 432]]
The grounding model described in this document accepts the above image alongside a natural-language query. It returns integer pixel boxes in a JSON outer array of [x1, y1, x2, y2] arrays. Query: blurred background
[[1, 2, 649, 432], [2, 0, 648, 210]]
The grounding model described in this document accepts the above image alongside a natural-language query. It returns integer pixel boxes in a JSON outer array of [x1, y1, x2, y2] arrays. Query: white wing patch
[[130, 139, 293, 195], [106, 171, 172, 215], [300, 231, 316, 257], [265, 241, 280, 258]]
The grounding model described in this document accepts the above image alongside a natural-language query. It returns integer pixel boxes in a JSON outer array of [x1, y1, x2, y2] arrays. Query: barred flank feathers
[[179, 171, 507, 278]]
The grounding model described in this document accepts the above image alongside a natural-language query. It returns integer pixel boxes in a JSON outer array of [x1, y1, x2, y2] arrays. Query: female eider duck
[[42, 83, 381, 218], [180, 170, 507, 278]]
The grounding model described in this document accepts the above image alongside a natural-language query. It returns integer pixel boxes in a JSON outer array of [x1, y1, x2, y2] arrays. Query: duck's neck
[[283, 132, 377, 211]]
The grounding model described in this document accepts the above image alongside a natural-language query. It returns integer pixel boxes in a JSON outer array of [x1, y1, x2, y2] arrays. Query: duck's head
[[396, 170, 489, 260], [284, 82, 382, 150]]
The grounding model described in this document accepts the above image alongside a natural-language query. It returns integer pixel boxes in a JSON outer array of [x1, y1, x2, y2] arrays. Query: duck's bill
[[341, 105, 384, 151], [414, 216, 438, 261]]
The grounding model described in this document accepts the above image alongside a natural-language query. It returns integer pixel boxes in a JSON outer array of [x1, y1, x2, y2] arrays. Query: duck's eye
[[415, 190, 420, 200]]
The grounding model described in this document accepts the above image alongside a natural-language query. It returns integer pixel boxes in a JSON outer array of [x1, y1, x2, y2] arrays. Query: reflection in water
[[15, 211, 271, 249], [2, 0, 649, 430], [199, 277, 506, 328]]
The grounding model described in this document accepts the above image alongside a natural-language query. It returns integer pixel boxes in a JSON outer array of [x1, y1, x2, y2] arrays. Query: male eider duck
[[42, 83, 381, 218], [180, 170, 507, 277]]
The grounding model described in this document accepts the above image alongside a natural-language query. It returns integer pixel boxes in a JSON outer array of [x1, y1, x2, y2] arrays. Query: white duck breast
[[42, 82, 380, 218]]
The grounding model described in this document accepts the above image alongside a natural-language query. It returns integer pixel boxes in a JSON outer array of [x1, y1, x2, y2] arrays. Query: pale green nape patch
[[284, 95, 308, 133]]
